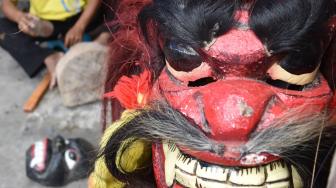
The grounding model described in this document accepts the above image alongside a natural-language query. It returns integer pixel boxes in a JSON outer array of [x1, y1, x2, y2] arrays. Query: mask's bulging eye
[[266, 63, 319, 91], [65, 149, 78, 170], [164, 41, 202, 72], [164, 41, 213, 84]]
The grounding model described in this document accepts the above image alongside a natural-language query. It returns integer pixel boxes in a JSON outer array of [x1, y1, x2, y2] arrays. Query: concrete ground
[[0, 46, 102, 187], [0, 2, 102, 187]]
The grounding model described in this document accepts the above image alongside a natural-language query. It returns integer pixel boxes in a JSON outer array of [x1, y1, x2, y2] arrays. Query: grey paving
[[0, 43, 101, 187], [0, 2, 102, 187]]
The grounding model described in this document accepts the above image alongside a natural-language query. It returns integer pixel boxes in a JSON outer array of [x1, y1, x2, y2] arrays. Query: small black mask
[[26, 135, 95, 186]]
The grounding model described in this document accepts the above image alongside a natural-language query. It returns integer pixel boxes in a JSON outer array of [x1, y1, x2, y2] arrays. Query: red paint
[[199, 10, 271, 79], [152, 143, 168, 188], [31, 145, 35, 158], [149, 15, 336, 187], [330, 96, 336, 125], [208, 29, 265, 66], [204, 24, 269, 79], [173, 184, 184, 188], [234, 10, 249, 24], [151, 70, 333, 166], [180, 146, 280, 167]]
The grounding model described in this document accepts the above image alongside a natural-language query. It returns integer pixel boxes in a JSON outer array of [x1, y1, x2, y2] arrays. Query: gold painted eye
[[166, 60, 213, 83], [266, 63, 319, 89], [166, 59, 218, 88], [164, 40, 218, 87]]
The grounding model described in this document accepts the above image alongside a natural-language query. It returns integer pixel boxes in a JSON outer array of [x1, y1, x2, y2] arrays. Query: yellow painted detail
[[90, 110, 152, 188]]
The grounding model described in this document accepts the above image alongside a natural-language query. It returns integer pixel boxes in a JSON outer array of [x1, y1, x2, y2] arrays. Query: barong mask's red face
[[102, 0, 336, 187], [152, 10, 335, 166], [150, 9, 336, 188]]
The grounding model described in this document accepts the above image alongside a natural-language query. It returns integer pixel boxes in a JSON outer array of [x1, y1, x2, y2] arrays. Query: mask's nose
[[200, 79, 276, 141]]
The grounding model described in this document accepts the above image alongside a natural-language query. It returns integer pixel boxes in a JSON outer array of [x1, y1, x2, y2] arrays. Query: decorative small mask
[[26, 135, 95, 186]]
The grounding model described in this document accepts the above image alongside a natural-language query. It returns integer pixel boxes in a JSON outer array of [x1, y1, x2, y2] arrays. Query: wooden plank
[[23, 73, 51, 112]]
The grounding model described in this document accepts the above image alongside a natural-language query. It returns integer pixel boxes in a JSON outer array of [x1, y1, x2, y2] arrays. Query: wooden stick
[[23, 73, 51, 112]]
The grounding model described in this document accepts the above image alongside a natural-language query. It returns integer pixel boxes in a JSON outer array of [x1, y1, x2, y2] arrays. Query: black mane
[[139, 0, 236, 48], [139, 0, 335, 74], [250, 0, 335, 74]]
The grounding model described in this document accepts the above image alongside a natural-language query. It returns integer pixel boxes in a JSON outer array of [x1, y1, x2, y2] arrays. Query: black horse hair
[[100, 102, 336, 187], [250, 0, 335, 74], [138, 0, 335, 75], [139, 0, 237, 48]]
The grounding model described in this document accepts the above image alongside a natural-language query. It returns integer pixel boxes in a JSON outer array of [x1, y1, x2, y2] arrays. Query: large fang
[[162, 143, 303, 188], [163, 142, 180, 186], [291, 165, 303, 188]]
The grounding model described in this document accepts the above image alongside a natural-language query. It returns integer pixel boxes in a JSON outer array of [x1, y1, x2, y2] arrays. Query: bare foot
[[94, 32, 111, 46], [44, 52, 64, 89]]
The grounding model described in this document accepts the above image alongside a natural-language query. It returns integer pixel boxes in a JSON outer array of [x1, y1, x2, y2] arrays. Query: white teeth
[[163, 142, 180, 186], [175, 168, 197, 188], [265, 161, 289, 183], [266, 181, 290, 188], [291, 165, 303, 188], [176, 153, 197, 174], [162, 143, 303, 188], [229, 167, 266, 186], [196, 178, 230, 188], [196, 162, 228, 182]]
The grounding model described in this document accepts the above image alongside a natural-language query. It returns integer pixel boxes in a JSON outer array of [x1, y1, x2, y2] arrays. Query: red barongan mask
[[150, 10, 336, 188], [103, 1, 336, 187]]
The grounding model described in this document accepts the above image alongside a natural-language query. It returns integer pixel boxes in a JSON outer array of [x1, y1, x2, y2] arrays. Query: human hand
[[64, 25, 84, 48], [18, 14, 39, 36]]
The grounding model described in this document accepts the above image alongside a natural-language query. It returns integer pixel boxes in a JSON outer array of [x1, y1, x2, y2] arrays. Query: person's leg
[[44, 51, 64, 88], [42, 15, 81, 88], [45, 12, 108, 87], [0, 18, 55, 77]]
